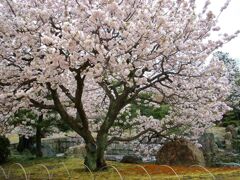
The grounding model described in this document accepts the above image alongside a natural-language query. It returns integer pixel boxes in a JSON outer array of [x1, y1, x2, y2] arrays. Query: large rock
[[65, 144, 86, 158], [120, 155, 143, 164], [156, 139, 205, 166], [198, 133, 219, 166], [199, 133, 218, 153], [224, 132, 233, 151], [226, 125, 238, 138]]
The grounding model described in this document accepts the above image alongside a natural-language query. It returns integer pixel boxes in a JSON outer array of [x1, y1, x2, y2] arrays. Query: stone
[[215, 151, 240, 163], [198, 133, 219, 166], [224, 132, 233, 151], [224, 132, 232, 140], [226, 125, 238, 138], [106, 143, 135, 156], [120, 155, 143, 164], [199, 133, 218, 153], [65, 144, 86, 158], [225, 140, 232, 151], [56, 153, 65, 157], [41, 144, 56, 157], [105, 155, 123, 162], [215, 138, 225, 149], [156, 139, 205, 166], [42, 136, 83, 154], [197, 127, 240, 166]]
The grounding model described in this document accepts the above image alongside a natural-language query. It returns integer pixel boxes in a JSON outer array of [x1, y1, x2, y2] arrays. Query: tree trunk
[[96, 133, 108, 169], [84, 134, 108, 171], [35, 115, 43, 158], [84, 101, 123, 171], [84, 142, 97, 171]]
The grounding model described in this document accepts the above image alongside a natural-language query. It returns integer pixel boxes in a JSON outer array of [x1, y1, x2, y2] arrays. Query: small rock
[[120, 155, 143, 164], [56, 153, 65, 157]]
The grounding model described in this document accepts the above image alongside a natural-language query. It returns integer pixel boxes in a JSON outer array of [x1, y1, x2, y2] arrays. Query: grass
[[1, 157, 240, 180]]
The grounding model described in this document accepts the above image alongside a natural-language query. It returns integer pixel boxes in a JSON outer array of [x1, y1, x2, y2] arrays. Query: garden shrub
[[0, 135, 10, 164]]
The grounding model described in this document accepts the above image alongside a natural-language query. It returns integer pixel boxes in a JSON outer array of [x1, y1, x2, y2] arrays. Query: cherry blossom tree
[[0, 0, 238, 170]]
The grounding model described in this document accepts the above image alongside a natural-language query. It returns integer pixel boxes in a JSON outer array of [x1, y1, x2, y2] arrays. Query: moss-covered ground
[[1, 157, 240, 179]]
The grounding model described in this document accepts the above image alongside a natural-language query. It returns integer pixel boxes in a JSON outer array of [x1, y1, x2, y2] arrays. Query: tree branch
[[29, 98, 56, 110], [46, 83, 83, 132], [99, 82, 115, 101], [75, 74, 89, 129], [108, 128, 172, 144], [59, 85, 75, 103], [13, 78, 37, 93], [6, 0, 16, 17]]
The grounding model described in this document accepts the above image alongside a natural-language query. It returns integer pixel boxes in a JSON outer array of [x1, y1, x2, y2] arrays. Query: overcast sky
[[196, 0, 240, 61]]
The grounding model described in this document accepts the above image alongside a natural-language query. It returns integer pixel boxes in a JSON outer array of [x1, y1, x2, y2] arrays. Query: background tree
[[0, 135, 10, 164], [215, 51, 240, 126], [0, 0, 238, 170], [10, 109, 69, 157]]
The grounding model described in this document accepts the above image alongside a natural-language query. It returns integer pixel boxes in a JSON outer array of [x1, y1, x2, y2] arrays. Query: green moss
[[2, 157, 240, 180]]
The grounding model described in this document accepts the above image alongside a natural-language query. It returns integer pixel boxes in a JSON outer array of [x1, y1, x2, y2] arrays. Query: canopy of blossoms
[[0, 0, 238, 169]]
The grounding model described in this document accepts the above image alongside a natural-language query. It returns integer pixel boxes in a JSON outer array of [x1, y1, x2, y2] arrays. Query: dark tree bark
[[35, 114, 43, 158], [84, 142, 98, 171], [96, 133, 108, 169]]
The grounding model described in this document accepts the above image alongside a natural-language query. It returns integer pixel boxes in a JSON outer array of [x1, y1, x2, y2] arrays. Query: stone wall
[[105, 143, 136, 161], [105, 142, 157, 162], [42, 136, 84, 154]]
